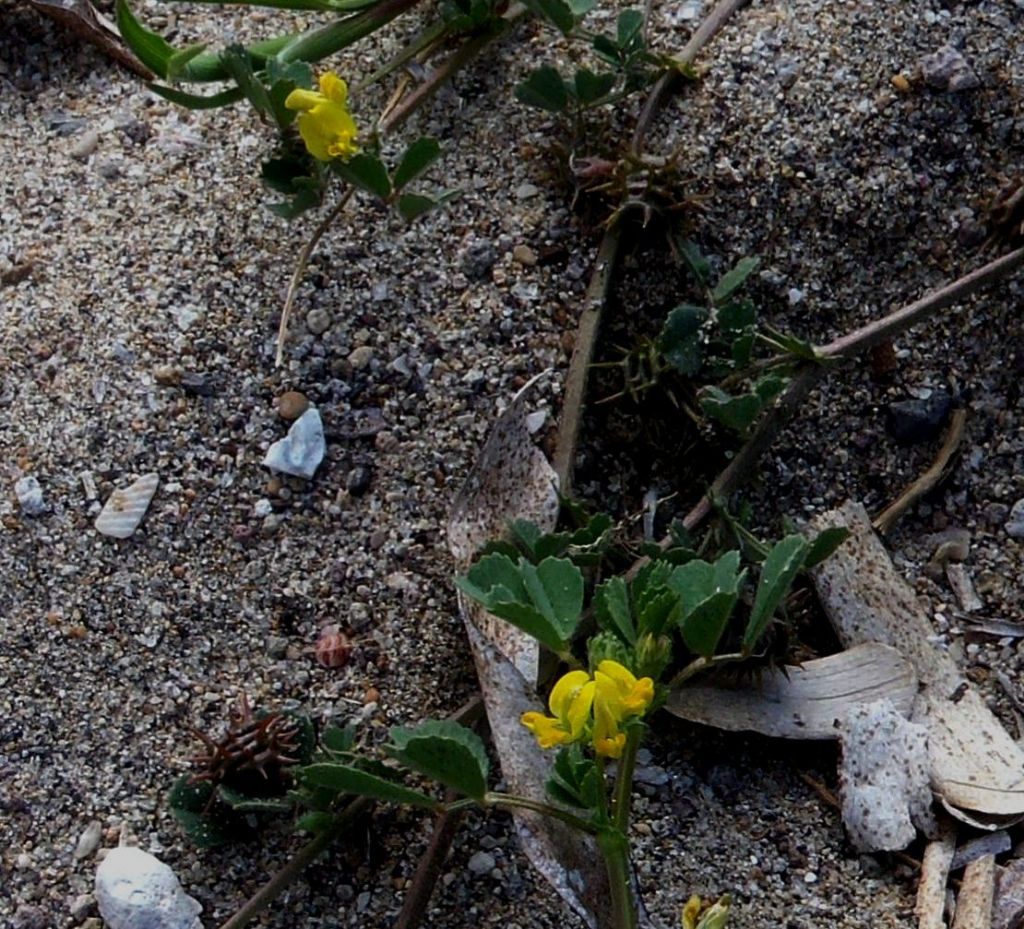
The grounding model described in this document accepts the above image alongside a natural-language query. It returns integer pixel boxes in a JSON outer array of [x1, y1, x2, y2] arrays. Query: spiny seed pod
[[188, 695, 301, 796], [315, 625, 352, 668]]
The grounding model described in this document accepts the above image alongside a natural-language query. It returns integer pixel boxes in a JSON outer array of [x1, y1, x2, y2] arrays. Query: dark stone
[[460, 240, 497, 280], [346, 465, 372, 497], [180, 372, 217, 397], [886, 391, 953, 445]]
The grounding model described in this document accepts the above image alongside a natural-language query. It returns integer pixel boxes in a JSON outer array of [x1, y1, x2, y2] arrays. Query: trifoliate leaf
[[387, 720, 489, 800]]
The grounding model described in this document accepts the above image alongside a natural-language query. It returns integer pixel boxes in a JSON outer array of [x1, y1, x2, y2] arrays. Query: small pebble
[[152, 365, 182, 386], [348, 346, 374, 370], [74, 821, 103, 860], [920, 44, 980, 92], [1006, 499, 1024, 539], [71, 130, 99, 160], [346, 465, 372, 497], [512, 244, 537, 266], [306, 307, 331, 335], [94, 473, 159, 539], [277, 390, 309, 421], [14, 476, 46, 516], [515, 183, 539, 200], [886, 391, 952, 446], [179, 372, 215, 397], [468, 851, 496, 875]]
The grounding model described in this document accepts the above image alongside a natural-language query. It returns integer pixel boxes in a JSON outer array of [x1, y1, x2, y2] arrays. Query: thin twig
[[917, 820, 957, 929], [275, 187, 355, 367], [393, 801, 467, 929], [555, 0, 751, 494], [679, 246, 1024, 532], [219, 796, 372, 929], [873, 408, 968, 536]]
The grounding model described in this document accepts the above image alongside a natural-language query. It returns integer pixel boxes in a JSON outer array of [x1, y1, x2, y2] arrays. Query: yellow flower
[[284, 72, 359, 163], [591, 660, 654, 759], [594, 660, 655, 719], [521, 670, 595, 750]]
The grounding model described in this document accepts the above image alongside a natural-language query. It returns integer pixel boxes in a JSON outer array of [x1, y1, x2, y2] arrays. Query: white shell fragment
[[95, 846, 203, 929], [94, 473, 159, 539], [263, 407, 325, 479]]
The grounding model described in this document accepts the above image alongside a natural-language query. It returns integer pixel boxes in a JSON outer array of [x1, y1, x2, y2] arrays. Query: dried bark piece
[[917, 821, 957, 929], [665, 643, 916, 739], [811, 502, 1024, 829], [952, 855, 995, 929]]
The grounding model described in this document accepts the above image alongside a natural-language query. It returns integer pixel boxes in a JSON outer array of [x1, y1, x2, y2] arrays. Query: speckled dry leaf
[[665, 643, 917, 739], [811, 501, 1024, 829], [465, 624, 612, 928], [448, 377, 620, 928], [448, 372, 559, 682]]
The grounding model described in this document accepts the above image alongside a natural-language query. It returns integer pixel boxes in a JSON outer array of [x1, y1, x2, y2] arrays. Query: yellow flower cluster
[[521, 660, 655, 759], [284, 72, 359, 163]]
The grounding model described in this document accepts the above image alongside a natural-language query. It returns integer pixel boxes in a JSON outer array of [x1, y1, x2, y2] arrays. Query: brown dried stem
[[679, 245, 1024, 533], [554, 0, 751, 492]]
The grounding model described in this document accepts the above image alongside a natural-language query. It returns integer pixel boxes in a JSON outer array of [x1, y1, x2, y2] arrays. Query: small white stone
[[14, 476, 46, 516], [74, 821, 104, 860], [95, 846, 202, 929], [263, 408, 325, 479], [306, 307, 331, 335], [95, 474, 159, 539]]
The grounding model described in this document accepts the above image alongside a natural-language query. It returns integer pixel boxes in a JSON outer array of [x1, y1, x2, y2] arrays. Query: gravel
[[3, 0, 1024, 928]]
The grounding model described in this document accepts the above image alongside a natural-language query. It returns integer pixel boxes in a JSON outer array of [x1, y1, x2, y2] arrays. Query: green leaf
[[592, 33, 621, 66], [574, 68, 616, 105], [149, 84, 246, 110], [393, 137, 442, 191], [729, 331, 755, 366], [616, 9, 644, 50], [510, 519, 543, 557], [743, 535, 809, 651], [295, 811, 335, 834], [515, 66, 568, 113], [216, 785, 292, 813], [387, 720, 489, 800], [456, 553, 583, 652], [717, 298, 755, 331], [166, 43, 209, 80], [301, 763, 439, 808], [396, 193, 437, 222], [700, 387, 763, 433], [566, 0, 597, 14], [594, 576, 636, 644], [525, 0, 575, 34], [754, 374, 787, 403], [677, 238, 710, 283], [712, 256, 760, 304], [220, 45, 279, 124], [547, 745, 602, 810], [803, 527, 849, 570], [334, 154, 393, 199], [167, 777, 247, 848], [659, 303, 707, 376], [115, 0, 175, 78], [669, 552, 745, 658], [637, 588, 678, 638], [321, 724, 356, 754], [761, 325, 819, 361]]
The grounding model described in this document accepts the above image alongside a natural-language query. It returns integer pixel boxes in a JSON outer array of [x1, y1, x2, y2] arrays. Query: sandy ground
[[3, 0, 1024, 927]]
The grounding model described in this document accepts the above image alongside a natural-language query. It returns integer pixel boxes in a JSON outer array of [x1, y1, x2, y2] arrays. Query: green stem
[[611, 728, 641, 831], [482, 792, 600, 834], [666, 651, 746, 689], [597, 829, 637, 929], [352, 19, 451, 94]]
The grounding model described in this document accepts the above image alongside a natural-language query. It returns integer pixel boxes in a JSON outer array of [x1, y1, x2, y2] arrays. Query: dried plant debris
[[838, 700, 935, 852], [666, 643, 917, 740], [811, 502, 1024, 830], [448, 377, 614, 928], [448, 372, 559, 683]]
